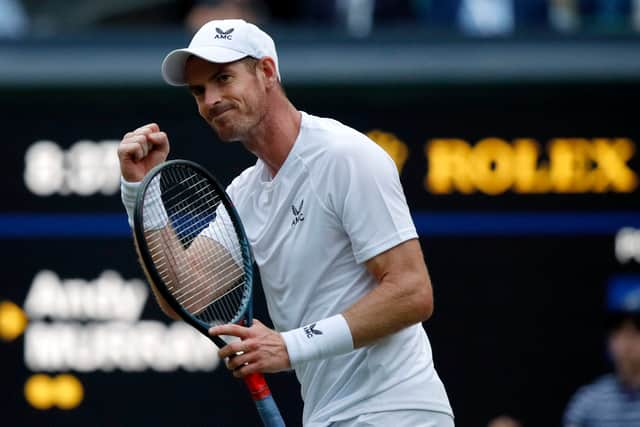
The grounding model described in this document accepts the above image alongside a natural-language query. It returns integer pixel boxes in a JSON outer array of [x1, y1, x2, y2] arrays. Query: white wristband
[[281, 314, 354, 366], [120, 176, 168, 230]]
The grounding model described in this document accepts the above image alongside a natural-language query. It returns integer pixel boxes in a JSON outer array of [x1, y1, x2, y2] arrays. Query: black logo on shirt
[[214, 27, 234, 40], [304, 323, 323, 339], [291, 199, 304, 227]]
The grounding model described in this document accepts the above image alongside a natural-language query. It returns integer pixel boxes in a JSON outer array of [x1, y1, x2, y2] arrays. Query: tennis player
[[118, 19, 453, 427]]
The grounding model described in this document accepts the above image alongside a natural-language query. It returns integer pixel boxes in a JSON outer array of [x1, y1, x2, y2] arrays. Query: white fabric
[[120, 176, 168, 230], [281, 314, 354, 365], [120, 177, 139, 227], [224, 112, 452, 426], [161, 18, 280, 86], [332, 410, 455, 427]]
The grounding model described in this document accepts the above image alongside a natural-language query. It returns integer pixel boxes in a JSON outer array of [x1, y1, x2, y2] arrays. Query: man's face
[[184, 56, 267, 142], [609, 319, 640, 382]]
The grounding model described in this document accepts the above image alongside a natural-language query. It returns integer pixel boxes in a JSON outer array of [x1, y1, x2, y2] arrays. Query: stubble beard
[[211, 123, 242, 143], [210, 108, 264, 144], [209, 114, 248, 143]]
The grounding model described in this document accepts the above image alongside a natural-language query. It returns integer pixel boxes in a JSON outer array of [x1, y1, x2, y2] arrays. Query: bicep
[[364, 238, 433, 321], [343, 239, 433, 347], [365, 238, 431, 293]]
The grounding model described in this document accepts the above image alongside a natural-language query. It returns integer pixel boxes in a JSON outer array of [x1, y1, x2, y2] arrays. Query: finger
[[226, 351, 255, 370], [134, 123, 159, 133], [217, 340, 246, 360], [126, 134, 150, 160], [122, 134, 147, 146], [232, 362, 261, 378], [209, 323, 251, 339], [118, 138, 145, 162], [147, 131, 168, 149], [133, 123, 159, 136], [140, 139, 150, 158]]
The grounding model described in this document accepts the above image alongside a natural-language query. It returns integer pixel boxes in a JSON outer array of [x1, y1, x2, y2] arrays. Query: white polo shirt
[[223, 112, 452, 425]]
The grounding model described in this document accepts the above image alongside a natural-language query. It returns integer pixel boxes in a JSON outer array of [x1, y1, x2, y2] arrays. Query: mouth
[[209, 105, 234, 121]]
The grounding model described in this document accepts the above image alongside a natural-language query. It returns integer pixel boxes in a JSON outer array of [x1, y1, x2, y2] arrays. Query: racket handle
[[244, 373, 286, 427]]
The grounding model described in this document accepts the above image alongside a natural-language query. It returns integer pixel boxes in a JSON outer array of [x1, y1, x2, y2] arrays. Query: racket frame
[[132, 159, 285, 427], [133, 159, 255, 348]]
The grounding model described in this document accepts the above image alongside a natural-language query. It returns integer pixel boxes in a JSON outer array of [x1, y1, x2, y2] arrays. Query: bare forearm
[[137, 227, 242, 318], [344, 239, 434, 348], [134, 231, 181, 319], [343, 272, 432, 348]]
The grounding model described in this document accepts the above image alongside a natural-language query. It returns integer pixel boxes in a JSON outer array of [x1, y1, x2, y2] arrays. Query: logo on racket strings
[[304, 323, 323, 339], [291, 199, 304, 227]]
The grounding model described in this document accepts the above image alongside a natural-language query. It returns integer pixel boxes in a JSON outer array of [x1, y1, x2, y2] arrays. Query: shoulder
[[565, 374, 619, 419], [572, 374, 618, 401], [225, 164, 259, 200], [586, 373, 620, 395], [299, 112, 394, 170]]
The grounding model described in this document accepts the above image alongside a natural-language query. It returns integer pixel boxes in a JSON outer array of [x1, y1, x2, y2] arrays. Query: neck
[[620, 369, 640, 389], [242, 93, 301, 178]]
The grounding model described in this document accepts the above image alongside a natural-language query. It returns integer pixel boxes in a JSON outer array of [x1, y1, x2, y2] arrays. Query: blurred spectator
[[16, 1, 268, 34], [19, 0, 189, 33], [298, 0, 413, 37], [414, 0, 547, 34], [457, 0, 515, 36], [0, 0, 28, 38], [185, 0, 268, 33], [549, 0, 580, 31], [9, 0, 640, 36], [487, 415, 524, 427], [563, 277, 640, 427]]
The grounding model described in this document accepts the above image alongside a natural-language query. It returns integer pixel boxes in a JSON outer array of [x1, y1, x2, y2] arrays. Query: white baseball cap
[[161, 19, 280, 86]]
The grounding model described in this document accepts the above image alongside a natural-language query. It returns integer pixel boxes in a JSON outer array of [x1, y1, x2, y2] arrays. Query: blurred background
[[1, 1, 639, 426]]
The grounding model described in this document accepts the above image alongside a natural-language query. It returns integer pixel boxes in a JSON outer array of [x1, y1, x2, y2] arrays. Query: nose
[[203, 84, 222, 107]]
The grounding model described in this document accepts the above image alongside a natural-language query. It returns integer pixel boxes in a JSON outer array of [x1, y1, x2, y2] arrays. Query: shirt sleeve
[[327, 134, 417, 264]]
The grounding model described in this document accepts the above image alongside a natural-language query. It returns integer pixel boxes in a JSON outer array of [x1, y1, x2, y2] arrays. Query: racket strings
[[151, 229, 243, 294], [166, 169, 246, 296], [166, 187, 245, 320], [160, 177, 247, 300], [142, 166, 249, 324]]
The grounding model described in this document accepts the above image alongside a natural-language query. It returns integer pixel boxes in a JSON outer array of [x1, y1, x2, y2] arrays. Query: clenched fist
[[117, 123, 170, 182]]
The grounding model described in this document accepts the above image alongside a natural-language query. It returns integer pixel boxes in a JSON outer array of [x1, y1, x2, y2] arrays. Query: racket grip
[[244, 373, 286, 427]]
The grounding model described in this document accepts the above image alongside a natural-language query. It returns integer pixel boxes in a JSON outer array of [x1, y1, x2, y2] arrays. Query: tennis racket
[[132, 159, 285, 427]]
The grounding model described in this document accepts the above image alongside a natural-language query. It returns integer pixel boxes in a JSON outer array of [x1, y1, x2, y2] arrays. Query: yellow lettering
[[513, 139, 550, 193], [551, 138, 594, 193], [592, 138, 637, 192], [425, 137, 636, 195], [425, 139, 474, 194], [549, 139, 581, 193], [469, 138, 514, 195]]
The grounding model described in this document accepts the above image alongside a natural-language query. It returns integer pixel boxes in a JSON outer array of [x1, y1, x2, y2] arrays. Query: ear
[[258, 57, 278, 88]]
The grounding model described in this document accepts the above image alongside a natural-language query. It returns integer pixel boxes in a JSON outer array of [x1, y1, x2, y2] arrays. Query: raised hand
[[117, 123, 170, 182]]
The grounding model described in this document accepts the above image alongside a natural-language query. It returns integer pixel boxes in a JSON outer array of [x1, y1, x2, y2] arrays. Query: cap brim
[[161, 46, 248, 86]]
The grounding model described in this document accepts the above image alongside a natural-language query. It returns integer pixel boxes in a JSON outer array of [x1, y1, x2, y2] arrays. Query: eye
[[189, 86, 204, 97], [217, 74, 232, 83]]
